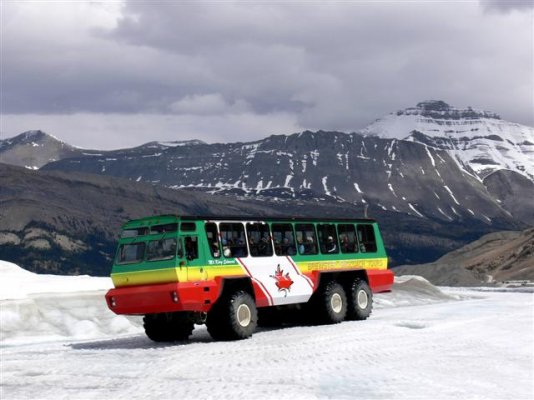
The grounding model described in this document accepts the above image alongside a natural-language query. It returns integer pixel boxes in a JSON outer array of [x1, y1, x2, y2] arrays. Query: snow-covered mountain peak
[[362, 101, 534, 181], [400, 100, 500, 120]]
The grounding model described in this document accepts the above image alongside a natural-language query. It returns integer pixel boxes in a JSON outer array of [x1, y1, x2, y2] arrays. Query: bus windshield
[[146, 238, 179, 261], [116, 243, 146, 264]]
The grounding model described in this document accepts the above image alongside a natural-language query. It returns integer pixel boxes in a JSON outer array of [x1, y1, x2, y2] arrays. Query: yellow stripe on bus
[[297, 258, 388, 272], [111, 264, 244, 287]]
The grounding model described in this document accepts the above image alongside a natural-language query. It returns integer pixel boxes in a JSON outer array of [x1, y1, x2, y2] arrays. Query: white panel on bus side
[[236, 256, 314, 306]]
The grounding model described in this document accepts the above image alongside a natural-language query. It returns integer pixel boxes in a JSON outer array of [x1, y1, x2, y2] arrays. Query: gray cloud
[[480, 0, 534, 13], [1, 1, 532, 149]]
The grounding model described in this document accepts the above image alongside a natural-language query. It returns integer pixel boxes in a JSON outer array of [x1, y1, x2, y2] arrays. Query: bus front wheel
[[143, 312, 194, 342]]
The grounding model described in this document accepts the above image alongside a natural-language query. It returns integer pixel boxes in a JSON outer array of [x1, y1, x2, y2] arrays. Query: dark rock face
[[483, 170, 534, 225], [394, 228, 534, 285], [42, 131, 514, 226], [408, 100, 501, 120]]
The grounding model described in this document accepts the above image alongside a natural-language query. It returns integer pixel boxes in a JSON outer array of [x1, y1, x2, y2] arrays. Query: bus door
[[178, 233, 204, 284]]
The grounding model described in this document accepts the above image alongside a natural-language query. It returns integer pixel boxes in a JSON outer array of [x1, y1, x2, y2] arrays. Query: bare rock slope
[[394, 228, 534, 285]]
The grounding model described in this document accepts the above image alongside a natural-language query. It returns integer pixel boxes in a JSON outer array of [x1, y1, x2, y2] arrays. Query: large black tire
[[315, 281, 347, 324], [206, 291, 257, 341], [346, 279, 373, 320], [143, 312, 195, 342]]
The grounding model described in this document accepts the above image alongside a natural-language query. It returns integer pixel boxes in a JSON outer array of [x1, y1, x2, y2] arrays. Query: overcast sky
[[1, 0, 533, 149]]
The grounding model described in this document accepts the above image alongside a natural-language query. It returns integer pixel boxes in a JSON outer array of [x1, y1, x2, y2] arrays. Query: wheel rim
[[331, 293, 343, 313], [357, 289, 368, 309], [237, 304, 251, 327]]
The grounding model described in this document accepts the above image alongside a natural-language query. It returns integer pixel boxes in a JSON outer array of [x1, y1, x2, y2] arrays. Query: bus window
[[295, 224, 318, 255], [116, 243, 145, 264], [219, 223, 248, 258], [272, 223, 297, 256], [121, 227, 148, 238], [146, 238, 178, 261], [150, 223, 177, 234], [246, 223, 273, 257], [180, 222, 196, 232], [357, 224, 377, 253], [317, 224, 339, 254], [205, 223, 221, 258], [337, 224, 358, 253], [184, 236, 198, 260]]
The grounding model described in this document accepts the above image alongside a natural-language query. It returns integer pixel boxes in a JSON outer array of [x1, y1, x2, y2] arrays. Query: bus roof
[[122, 214, 377, 228]]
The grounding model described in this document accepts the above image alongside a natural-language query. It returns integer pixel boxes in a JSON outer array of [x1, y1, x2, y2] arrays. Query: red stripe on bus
[[286, 256, 314, 288], [237, 257, 274, 306]]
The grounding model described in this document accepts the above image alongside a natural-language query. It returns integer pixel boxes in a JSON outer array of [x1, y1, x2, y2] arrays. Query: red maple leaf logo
[[270, 265, 294, 296]]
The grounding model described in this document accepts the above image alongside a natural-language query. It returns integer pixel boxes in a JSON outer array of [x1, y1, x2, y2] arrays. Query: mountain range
[[1, 100, 532, 275]]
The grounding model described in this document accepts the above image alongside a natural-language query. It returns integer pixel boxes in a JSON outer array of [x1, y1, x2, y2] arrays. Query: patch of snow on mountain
[[284, 175, 293, 187], [443, 185, 461, 205], [408, 203, 424, 218], [388, 183, 398, 197], [322, 176, 330, 195], [310, 150, 320, 166], [425, 146, 436, 167], [363, 101, 534, 181], [157, 140, 205, 147], [437, 207, 453, 220]]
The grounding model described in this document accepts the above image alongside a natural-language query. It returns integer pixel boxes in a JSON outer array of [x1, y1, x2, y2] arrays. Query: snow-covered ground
[[1, 260, 533, 399]]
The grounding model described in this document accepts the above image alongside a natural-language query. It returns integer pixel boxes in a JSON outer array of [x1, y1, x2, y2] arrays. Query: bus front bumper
[[105, 281, 219, 315]]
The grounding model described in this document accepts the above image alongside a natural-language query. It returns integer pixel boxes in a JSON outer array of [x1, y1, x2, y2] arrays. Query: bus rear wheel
[[316, 281, 347, 324], [207, 290, 258, 341], [347, 279, 373, 320], [143, 312, 195, 342]]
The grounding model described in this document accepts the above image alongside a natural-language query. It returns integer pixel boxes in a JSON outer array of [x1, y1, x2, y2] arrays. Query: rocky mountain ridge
[[40, 128, 533, 225], [0, 130, 83, 169]]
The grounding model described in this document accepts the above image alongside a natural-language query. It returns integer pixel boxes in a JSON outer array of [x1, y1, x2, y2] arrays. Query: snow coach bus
[[105, 215, 394, 341]]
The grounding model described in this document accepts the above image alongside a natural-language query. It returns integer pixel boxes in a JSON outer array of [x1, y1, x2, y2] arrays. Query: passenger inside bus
[[233, 239, 247, 257], [297, 238, 304, 254], [281, 237, 296, 255], [339, 234, 351, 253], [222, 238, 232, 257], [304, 237, 316, 254], [211, 242, 220, 258], [326, 236, 337, 253]]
